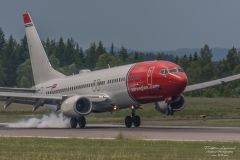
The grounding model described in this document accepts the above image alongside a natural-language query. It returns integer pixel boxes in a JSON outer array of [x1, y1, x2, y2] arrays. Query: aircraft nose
[[178, 74, 188, 86], [170, 73, 188, 95]]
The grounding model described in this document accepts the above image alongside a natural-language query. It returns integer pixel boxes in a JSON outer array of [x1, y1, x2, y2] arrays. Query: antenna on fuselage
[[108, 64, 111, 68]]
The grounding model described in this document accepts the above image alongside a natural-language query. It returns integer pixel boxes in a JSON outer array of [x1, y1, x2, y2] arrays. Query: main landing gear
[[125, 106, 141, 128], [165, 104, 174, 116], [70, 117, 86, 129]]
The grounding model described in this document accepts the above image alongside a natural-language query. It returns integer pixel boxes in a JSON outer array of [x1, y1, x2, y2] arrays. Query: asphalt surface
[[0, 123, 239, 141]]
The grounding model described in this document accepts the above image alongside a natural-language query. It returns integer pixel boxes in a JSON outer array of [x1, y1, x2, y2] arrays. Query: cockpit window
[[160, 68, 184, 75], [177, 68, 184, 72], [169, 69, 177, 73], [160, 69, 169, 74]]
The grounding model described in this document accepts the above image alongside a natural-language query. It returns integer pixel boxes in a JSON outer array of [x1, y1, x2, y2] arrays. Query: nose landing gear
[[166, 104, 174, 115], [125, 106, 141, 128]]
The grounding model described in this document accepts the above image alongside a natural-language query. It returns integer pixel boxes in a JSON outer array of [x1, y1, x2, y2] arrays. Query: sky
[[0, 0, 240, 51]]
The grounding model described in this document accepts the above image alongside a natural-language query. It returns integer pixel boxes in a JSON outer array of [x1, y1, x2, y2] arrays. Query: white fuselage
[[36, 64, 138, 112]]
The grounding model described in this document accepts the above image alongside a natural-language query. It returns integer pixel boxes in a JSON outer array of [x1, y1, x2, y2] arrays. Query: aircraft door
[[92, 79, 100, 92], [147, 67, 155, 86], [97, 79, 100, 91], [92, 80, 96, 92]]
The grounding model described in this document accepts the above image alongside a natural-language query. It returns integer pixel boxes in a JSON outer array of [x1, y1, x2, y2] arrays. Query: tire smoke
[[7, 113, 71, 128]]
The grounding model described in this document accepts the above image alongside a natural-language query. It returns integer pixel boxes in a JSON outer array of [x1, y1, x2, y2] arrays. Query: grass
[[0, 97, 240, 127], [0, 137, 239, 160]]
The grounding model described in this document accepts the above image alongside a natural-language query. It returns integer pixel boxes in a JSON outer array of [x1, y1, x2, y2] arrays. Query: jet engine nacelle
[[154, 94, 186, 113], [61, 95, 92, 117]]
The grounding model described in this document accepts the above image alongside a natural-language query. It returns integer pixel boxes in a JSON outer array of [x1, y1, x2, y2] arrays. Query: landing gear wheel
[[166, 104, 174, 116], [134, 115, 141, 127], [169, 106, 174, 115], [125, 116, 132, 128], [78, 117, 86, 129], [166, 108, 170, 115], [70, 117, 78, 128]]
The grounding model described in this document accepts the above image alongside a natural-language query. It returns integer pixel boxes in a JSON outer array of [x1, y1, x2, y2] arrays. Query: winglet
[[23, 13, 32, 24]]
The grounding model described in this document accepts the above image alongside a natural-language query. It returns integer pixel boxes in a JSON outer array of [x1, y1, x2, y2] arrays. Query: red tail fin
[[23, 13, 32, 24]]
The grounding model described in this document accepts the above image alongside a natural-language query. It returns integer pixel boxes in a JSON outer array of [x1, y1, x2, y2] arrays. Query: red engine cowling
[[61, 95, 92, 117], [154, 94, 186, 113]]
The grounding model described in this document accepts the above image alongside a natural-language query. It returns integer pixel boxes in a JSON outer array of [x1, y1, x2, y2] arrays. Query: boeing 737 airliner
[[1, 13, 240, 128]]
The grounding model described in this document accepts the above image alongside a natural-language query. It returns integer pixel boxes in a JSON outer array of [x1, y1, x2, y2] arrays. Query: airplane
[[1, 13, 240, 129]]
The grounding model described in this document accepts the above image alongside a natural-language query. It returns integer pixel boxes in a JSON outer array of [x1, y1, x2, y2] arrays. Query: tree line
[[0, 27, 240, 97]]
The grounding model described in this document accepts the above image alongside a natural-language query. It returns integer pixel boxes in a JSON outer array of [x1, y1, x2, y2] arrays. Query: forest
[[0, 27, 240, 97]]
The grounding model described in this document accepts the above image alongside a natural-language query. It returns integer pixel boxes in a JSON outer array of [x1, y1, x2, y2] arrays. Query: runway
[[0, 123, 239, 141]]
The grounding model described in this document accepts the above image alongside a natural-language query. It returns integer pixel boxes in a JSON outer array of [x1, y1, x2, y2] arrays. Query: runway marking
[[0, 135, 232, 142], [1, 123, 239, 129], [1, 123, 239, 141]]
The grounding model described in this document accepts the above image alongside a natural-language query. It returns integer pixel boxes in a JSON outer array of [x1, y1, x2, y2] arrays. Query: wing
[[0, 87, 36, 93], [184, 74, 240, 92], [0, 92, 108, 111]]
